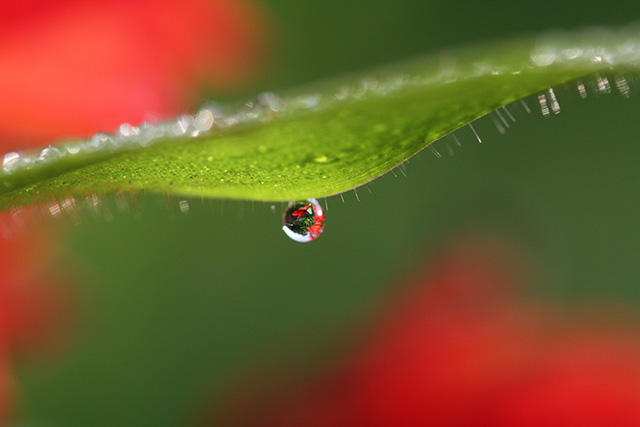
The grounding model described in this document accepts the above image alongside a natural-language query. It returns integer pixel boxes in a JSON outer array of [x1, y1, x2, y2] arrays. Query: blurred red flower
[[0, 222, 69, 422], [0, 0, 268, 148], [224, 237, 640, 426], [0, 0, 268, 422]]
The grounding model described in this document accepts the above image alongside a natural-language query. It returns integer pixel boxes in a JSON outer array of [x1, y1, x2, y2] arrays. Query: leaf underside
[[1, 25, 640, 209]]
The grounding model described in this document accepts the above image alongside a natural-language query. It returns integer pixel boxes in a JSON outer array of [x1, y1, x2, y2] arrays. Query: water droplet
[[170, 115, 194, 135], [2, 152, 22, 172], [118, 123, 140, 138], [38, 146, 62, 162], [65, 144, 81, 155], [136, 122, 161, 145], [254, 92, 281, 111], [226, 113, 247, 127], [282, 198, 325, 243], [194, 109, 215, 132], [299, 95, 319, 109], [87, 133, 116, 151]]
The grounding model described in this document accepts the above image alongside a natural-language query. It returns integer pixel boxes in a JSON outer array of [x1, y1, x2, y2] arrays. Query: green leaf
[[1, 25, 639, 209]]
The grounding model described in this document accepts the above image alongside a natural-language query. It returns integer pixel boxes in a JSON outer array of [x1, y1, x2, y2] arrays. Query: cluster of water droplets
[[528, 23, 640, 72], [4, 24, 638, 178], [4, 24, 640, 175], [0, 63, 424, 182], [0, 93, 289, 176]]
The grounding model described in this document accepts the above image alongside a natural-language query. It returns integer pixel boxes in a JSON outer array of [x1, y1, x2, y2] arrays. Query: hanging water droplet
[[282, 198, 325, 243]]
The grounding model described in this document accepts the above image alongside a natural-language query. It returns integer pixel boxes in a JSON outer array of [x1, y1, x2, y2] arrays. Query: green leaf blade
[[2, 25, 640, 209]]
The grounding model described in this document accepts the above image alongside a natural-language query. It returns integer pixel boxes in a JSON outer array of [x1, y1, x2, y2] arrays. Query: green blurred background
[[14, 0, 640, 425]]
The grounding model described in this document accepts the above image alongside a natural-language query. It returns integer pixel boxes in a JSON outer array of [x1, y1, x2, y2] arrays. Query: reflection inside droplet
[[282, 198, 325, 243]]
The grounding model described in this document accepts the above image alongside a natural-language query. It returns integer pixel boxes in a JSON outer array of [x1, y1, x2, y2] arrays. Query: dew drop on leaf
[[282, 198, 325, 243], [39, 146, 62, 162], [2, 152, 22, 172]]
